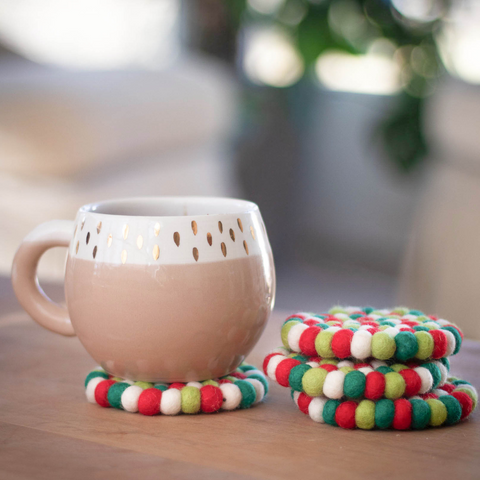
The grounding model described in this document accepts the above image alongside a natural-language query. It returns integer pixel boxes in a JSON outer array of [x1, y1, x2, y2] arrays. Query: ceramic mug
[[12, 197, 276, 382]]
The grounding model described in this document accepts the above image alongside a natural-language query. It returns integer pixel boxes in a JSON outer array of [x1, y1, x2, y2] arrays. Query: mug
[[12, 197, 276, 382]]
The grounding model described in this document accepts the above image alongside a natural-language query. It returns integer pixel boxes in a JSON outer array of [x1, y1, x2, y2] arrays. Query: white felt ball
[[292, 391, 301, 407], [402, 315, 417, 322], [358, 325, 372, 331], [437, 319, 449, 326], [383, 327, 400, 338], [246, 378, 265, 404], [308, 396, 327, 423], [244, 369, 264, 378], [334, 313, 350, 322], [160, 388, 182, 415], [266, 355, 285, 380], [121, 385, 144, 413], [271, 346, 290, 356], [358, 367, 374, 375], [433, 389, 448, 397], [323, 370, 345, 399], [337, 360, 354, 369], [325, 326, 341, 334], [345, 306, 361, 314], [370, 359, 387, 369], [369, 314, 382, 320], [85, 377, 104, 404], [186, 381, 203, 389], [307, 361, 320, 368], [414, 367, 433, 394], [351, 330, 372, 359], [409, 395, 422, 401], [434, 362, 448, 386], [288, 323, 309, 352], [443, 330, 456, 357], [219, 383, 242, 410]]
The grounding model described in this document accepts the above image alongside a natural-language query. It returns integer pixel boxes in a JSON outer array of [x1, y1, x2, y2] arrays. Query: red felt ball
[[440, 384, 456, 394], [218, 379, 233, 384], [298, 327, 321, 357], [353, 363, 370, 370], [320, 364, 338, 372], [263, 353, 281, 375], [428, 315, 439, 321], [331, 329, 354, 359], [421, 393, 439, 400], [275, 358, 301, 387], [399, 369, 422, 397], [364, 371, 386, 400], [401, 320, 418, 328], [138, 388, 162, 416], [452, 391, 473, 420], [430, 329, 448, 359], [304, 319, 319, 327], [308, 356, 323, 363], [392, 399, 412, 430], [200, 385, 223, 413], [286, 313, 307, 322], [360, 320, 378, 327], [367, 327, 380, 335], [229, 372, 247, 380], [399, 327, 416, 333], [335, 401, 357, 429], [297, 393, 312, 414], [94, 380, 116, 408], [169, 383, 186, 390]]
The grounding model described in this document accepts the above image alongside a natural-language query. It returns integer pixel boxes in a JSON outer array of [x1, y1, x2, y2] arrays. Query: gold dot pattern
[[107, 234, 113, 247], [191, 220, 198, 235], [123, 224, 129, 240], [80, 218, 85, 230], [237, 218, 243, 232], [221, 242, 227, 257], [137, 235, 143, 250], [153, 245, 160, 260], [86, 232, 90, 245], [218, 221, 223, 233], [193, 247, 199, 262], [250, 226, 256, 240], [207, 232, 212, 246], [93, 246, 97, 258], [174, 232, 180, 247], [97, 222, 102, 234], [229, 229, 235, 242], [154, 222, 160, 236], [243, 240, 249, 255], [121, 250, 127, 264], [76, 241, 79, 254]]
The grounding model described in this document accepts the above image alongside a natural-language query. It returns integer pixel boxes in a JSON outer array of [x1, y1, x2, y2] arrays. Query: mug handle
[[11, 220, 76, 336]]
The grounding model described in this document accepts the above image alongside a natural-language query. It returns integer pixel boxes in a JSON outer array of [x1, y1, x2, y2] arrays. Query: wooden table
[[1, 295, 480, 479]]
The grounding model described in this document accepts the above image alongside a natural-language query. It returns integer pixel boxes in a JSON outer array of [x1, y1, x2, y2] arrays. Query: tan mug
[[12, 197, 276, 382]]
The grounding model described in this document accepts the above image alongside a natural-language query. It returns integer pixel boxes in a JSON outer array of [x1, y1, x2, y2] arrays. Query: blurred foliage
[[224, 0, 453, 172]]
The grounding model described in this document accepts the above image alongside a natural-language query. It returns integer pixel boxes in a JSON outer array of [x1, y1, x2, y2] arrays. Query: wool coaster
[[85, 364, 268, 416], [264, 347, 449, 400], [292, 377, 477, 430], [281, 307, 463, 362]]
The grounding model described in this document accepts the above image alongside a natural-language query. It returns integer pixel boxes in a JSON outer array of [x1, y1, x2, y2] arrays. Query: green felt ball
[[426, 398, 448, 427], [422, 363, 441, 389], [238, 364, 256, 372], [390, 364, 408, 372], [134, 381, 153, 390], [291, 354, 310, 362], [414, 331, 434, 360], [438, 396, 462, 425], [384, 372, 406, 400], [181, 386, 201, 414], [440, 357, 450, 371], [350, 314, 363, 319], [356, 400, 375, 430], [413, 326, 429, 332], [371, 332, 396, 360], [343, 371, 366, 399], [154, 385, 168, 392], [302, 368, 328, 397], [441, 326, 462, 355], [107, 382, 130, 409], [289, 364, 311, 392], [363, 307, 374, 314], [375, 366, 394, 374], [235, 380, 257, 409], [380, 320, 396, 327], [409, 310, 424, 316], [317, 323, 329, 330], [410, 399, 431, 429], [85, 370, 109, 388], [248, 373, 269, 395], [395, 331, 419, 361], [323, 399, 341, 426], [315, 330, 335, 358], [281, 320, 300, 348], [375, 399, 395, 429]]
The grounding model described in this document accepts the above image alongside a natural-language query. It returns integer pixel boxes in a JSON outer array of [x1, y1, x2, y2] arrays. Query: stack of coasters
[[85, 363, 268, 416], [263, 306, 477, 430]]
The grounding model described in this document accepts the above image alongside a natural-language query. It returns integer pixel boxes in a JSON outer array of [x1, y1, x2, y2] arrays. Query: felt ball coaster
[[264, 347, 450, 400], [281, 307, 463, 362], [292, 377, 477, 430], [85, 364, 268, 416]]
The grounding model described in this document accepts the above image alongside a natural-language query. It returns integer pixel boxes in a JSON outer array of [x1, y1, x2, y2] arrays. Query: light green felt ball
[[455, 387, 478, 410], [281, 320, 300, 348], [319, 359, 338, 365], [329, 306, 348, 315], [339, 366, 355, 374], [202, 380, 219, 387], [414, 331, 434, 360], [315, 330, 335, 358], [390, 364, 408, 372], [371, 332, 396, 360], [181, 386, 201, 414], [426, 398, 448, 427], [356, 400, 375, 430], [384, 372, 406, 400], [302, 368, 328, 397], [134, 381, 153, 390]]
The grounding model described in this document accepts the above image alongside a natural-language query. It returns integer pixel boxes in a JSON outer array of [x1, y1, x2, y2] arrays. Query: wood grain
[[0, 301, 479, 480]]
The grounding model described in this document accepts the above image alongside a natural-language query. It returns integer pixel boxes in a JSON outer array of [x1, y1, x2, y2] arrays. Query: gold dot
[[123, 224, 129, 240], [207, 232, 213, 246], [250, 225, 256, 240], [153, 245, 160, 260], [80, 218, 85, 230], [74, 225, 78, 237], [191, 220, 198, 235], [218, 221, 223, 233], [97, 221, 102, 234], [230, 229, 236, 242], [93, 246, 97, 259], [137, 235, 143, 249], [121, 250, 127, 264], [193, 247, 199, 262], [75, 241, 79, 254], [243, 240, 249, 255], [86, 232, 90, 245], [221, 242, 227, 257], [107, 234, 112, 247], [237, 218, 243, 232], [154, 222, 160, 236], [174, 232, 180, 247]]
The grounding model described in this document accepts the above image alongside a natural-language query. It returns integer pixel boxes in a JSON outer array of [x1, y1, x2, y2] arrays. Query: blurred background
[[1, 0, 480, 337]]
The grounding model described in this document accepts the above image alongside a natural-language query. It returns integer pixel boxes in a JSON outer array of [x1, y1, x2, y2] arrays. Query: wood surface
[[1, 289, 479, 480]]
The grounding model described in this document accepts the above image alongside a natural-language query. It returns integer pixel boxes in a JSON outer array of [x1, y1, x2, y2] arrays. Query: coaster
[[264, 348, 450, 400], [281, 307, 463, 362], [292, 377, 477, 430], [85, 364, 268, 416]]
